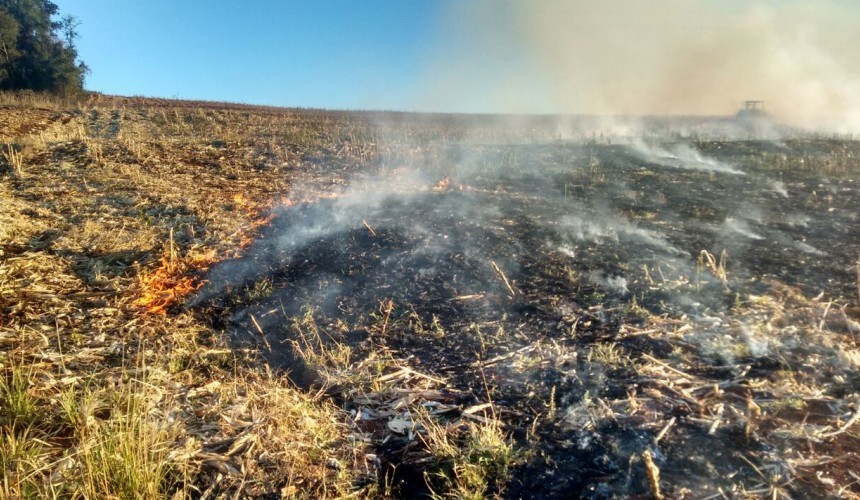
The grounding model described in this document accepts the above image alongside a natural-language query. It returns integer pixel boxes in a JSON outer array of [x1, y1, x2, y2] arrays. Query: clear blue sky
[[57, 1, 455, 110]]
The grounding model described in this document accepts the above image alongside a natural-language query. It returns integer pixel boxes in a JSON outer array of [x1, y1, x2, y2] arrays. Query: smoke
[[629, 139, 745, 175], [768, 180, 789, 197], [723, 217, 765, 240], [195, 169, 438, 305], [560, 212, 687, 257], [587, 270, 630, 296], [424, 0, 860, 132], [793, 240, 826, 256]]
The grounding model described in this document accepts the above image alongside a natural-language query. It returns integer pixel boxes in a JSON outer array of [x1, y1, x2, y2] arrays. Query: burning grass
[[2, 92, 860, 498], [0, 94, 375, 498], [133, 244, 218, 315]]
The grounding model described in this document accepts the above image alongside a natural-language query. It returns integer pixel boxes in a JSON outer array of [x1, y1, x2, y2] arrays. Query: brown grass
[[2, 91, 858, 498], [0, 92, 381, 498], [0, 91, 534, 498]]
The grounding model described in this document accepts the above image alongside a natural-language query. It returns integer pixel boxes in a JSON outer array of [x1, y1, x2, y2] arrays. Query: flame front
[[134, 249, 217, 315], [133, 186, 406, 314]]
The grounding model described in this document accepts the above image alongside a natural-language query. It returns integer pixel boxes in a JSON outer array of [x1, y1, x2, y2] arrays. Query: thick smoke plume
[[424, 0, 860, 131]]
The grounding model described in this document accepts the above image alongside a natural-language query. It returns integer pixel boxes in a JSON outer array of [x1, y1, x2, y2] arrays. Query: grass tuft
[[0, 358, 40, 429], [420, 415, 519, 499], [2, 144, 24, 176], [72, 381, 181, 499]]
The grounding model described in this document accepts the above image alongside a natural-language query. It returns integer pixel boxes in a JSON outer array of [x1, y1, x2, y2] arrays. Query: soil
[[196, 140, 860, 498], [3, 95, 857, 497]]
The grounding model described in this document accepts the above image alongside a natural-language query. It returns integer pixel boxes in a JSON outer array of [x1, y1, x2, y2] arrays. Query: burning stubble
[[423, 0, 860, 132], [180, 82, 860, 498], [8, 94, 860, 498], [189, 123, 860, 497]]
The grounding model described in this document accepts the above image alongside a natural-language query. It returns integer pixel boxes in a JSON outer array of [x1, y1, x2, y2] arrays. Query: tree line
[[0, 0, 87, 95]]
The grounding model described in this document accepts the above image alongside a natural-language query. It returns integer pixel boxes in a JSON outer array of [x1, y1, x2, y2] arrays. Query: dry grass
[[420, 414, 518, 499], [1, 144, 23, 176], [0, 91, 528, 498], [284, 305, 527, 497], [697, 248, 729, 289], [1, 91, 858, 498], [0, 91, 381, 498]]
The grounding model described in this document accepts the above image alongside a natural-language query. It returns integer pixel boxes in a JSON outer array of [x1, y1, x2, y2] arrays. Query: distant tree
[[0, 0, 88, 95]]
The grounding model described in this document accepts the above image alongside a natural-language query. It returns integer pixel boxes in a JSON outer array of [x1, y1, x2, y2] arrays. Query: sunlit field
[[2, 92, 859, 498]]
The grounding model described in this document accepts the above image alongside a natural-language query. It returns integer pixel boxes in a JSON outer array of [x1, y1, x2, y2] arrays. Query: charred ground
[[1, 93, 859, 498], [198, 140, 860, 497]]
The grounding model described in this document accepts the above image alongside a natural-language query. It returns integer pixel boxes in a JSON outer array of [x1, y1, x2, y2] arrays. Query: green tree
[[0, 0, 87, 94], [0, 8, 20, 82]]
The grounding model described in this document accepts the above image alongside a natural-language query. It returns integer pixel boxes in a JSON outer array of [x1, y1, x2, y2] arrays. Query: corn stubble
[[1, 91, 859, 498]]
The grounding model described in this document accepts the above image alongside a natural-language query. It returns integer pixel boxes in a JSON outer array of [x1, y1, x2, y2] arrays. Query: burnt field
[[199, 140, 860, 497], [1, 94, 859, 498]]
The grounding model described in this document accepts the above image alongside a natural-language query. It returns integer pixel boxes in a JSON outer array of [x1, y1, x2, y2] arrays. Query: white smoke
[[723, 217, 766, 240], [629, 140, 746, 175], [560, 213, 687, 256], [422, 0, 860, 132]]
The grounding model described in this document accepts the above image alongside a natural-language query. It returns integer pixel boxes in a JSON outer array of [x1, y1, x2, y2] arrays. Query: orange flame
[[433, 177, 453, 191], [133, 189, 350, 314], [133, 248, 217, 315]]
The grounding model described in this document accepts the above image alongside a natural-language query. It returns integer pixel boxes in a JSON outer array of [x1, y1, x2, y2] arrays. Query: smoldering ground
[[192, 126, 860, 497], [185, 0, 860, 495]]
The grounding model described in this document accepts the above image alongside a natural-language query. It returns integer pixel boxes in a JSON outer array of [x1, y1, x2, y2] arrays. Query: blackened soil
[[195, 139, 860, 498]]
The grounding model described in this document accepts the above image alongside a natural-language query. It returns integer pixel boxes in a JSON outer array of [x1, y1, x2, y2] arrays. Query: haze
[[64, 0, 860, 130]]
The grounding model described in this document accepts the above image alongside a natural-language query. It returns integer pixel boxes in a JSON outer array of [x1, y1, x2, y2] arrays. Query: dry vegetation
[[1, 91, 859, 498], [0, 91, 383, 498]]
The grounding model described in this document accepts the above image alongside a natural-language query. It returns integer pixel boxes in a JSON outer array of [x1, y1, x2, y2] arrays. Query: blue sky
[[55, 1, 860, 121], [58, 1, 454, 110]]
